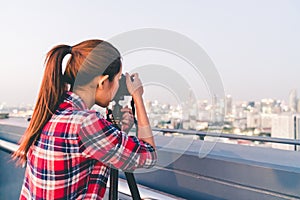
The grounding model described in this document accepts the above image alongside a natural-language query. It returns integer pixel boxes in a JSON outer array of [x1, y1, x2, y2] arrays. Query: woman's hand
[[125, 73, 144, 98], [120, 106, 134, 133]]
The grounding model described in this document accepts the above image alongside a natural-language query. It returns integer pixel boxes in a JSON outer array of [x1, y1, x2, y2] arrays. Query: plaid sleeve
[[79, 112, 157, 172]]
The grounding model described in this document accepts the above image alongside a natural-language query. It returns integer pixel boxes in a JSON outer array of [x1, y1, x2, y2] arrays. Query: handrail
[[0, 139, 19, 152], [152, 127, 300, 146]]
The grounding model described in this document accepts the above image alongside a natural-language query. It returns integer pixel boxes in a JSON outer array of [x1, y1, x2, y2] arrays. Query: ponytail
[[13, 45, 72, 165]]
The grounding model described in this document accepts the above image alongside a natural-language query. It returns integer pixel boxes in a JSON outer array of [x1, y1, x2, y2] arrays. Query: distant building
[[297, 99, 300, 113], [260, 113, 275, 130], [247, 112, 260, 129], [289, 89, 297, 112], [271, 114, 300, 151], [225, 95, 232, 116], [247, 101, 255, 108], [272, 100, 282, 114], [210, 94, 225, 123], [198, 110, 210, 122], [210, 95, 218, 122], [260, 99, 274, 114]]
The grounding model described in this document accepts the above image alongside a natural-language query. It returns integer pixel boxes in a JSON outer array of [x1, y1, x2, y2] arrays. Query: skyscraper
[[289, 89, 297, 113], [225, 95, 232, 116], [297, 99, 300, 113]]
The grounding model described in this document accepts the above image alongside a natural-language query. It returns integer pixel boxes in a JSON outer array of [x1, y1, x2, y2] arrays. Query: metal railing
[[152, 127, 300, 147], [0, 139, 19, 152]]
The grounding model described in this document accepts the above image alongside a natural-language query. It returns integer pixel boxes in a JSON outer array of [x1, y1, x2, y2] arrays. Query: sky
[[0, 0, 299, 106]]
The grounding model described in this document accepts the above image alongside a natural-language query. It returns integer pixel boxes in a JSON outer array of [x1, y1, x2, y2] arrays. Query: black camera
[[113, 74, 130, 101], [110, 74, 132, 126]]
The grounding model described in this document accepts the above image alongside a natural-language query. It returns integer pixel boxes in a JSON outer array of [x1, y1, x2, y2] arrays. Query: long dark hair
[[13, 39, 121, 164]]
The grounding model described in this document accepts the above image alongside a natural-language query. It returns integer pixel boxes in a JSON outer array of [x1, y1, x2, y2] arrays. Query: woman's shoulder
[[79, 110, 112, 127]]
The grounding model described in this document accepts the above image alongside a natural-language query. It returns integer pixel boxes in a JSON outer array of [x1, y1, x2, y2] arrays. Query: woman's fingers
[[120, 106, 134, 133], [120, 106, 132, 114], [125, 72, 144, 96]]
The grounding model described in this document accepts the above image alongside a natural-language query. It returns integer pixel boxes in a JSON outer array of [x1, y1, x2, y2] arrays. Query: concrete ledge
[[127, 135, 300, 199], [1, 124, 300, 199]]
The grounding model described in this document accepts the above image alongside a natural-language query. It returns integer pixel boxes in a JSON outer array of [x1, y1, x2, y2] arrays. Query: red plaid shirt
[[20, 92, 157, 200]]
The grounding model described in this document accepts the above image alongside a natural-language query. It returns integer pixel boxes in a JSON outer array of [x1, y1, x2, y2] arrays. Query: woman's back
[[20, 92, 156, 200]]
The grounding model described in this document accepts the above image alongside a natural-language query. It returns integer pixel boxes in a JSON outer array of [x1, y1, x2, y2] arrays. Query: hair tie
[[69, 46, 72, 54]]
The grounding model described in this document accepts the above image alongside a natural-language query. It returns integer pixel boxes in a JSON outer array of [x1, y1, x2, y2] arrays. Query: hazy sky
[[0, 0, 299, 105]]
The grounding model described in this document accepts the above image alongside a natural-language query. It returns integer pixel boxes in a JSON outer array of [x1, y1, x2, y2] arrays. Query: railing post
[[294, 116, 297, 151]]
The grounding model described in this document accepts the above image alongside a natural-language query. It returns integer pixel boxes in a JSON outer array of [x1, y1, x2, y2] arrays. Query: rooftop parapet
[[1, 123, 300, 199]]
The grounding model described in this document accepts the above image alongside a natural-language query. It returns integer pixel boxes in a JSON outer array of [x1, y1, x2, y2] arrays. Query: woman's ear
[[97, 75, 109, 89]]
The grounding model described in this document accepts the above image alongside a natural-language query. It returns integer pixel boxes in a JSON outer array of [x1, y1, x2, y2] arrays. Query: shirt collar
[[64, 91, 89, 110]]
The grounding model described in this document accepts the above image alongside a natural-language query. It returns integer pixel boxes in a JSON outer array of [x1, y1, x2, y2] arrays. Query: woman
[[13, 39, 157, 199]]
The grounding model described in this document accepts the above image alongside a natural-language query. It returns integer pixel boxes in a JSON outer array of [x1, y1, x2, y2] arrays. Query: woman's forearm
[[133, 95, 156, 148]]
